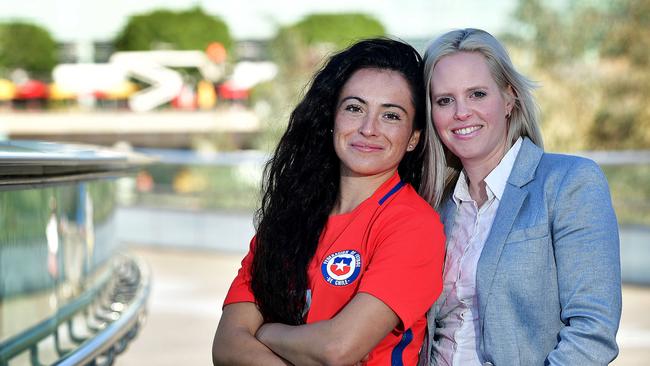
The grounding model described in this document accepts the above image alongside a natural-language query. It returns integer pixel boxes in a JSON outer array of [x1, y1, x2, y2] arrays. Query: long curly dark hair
[[251, 38, 427, 325]]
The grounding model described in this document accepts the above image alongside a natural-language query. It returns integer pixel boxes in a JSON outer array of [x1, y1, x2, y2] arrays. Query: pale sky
[[0, 0, 519, 42]]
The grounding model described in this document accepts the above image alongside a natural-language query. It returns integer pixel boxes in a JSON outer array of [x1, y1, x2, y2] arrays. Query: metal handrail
[[574, 149, 650, 165], [55, 258, 151, 366], [0, 270, 112, 363], [0, 256, 150, 366]]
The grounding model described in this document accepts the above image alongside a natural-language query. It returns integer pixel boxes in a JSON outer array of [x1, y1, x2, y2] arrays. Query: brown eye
[[344, 104, 362, 113], [383, 112, 401, 121], [436, 97, 453, 106]]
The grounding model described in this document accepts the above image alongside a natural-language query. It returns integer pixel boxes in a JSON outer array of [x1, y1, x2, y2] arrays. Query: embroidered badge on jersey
[[321, 250, 362, 286]]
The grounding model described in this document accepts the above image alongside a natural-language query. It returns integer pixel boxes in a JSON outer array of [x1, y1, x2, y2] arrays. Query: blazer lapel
[[441, 198, 456, 239], [477, 138, 543, 329]]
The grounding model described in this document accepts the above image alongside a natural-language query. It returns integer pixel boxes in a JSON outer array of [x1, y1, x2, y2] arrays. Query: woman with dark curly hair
[[212, 38, 445, 366]]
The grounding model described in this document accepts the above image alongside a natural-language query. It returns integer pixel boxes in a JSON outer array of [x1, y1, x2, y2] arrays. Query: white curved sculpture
[[53, 50, 226, 112]]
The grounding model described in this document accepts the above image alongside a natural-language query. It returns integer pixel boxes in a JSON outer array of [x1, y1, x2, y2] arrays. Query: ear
[[504, 85, 515, 116], [407, 130, 421, 151]]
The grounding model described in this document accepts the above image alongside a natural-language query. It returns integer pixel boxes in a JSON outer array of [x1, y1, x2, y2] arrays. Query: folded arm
[[256, 293, 399, 366], [212, 302, 292, 366]]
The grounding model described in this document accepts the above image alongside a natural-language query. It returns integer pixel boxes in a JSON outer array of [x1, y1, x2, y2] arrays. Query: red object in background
[[93, 90, 108, 100], [218, 81, 249, 100], [136, 171, 154, 192], [15, 80, 49, 99], [171, 84, 196, 110], [206, 42, 227, 63]]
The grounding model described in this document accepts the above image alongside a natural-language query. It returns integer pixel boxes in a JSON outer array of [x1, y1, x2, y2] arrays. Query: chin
[[353, 168, 397, 178]]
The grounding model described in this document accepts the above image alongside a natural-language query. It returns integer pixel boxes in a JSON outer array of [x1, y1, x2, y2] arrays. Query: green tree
[[268, 12, 386, 99], [507, 0, 610, 68], [0, 22, 58, 77], [283, 13, 385, 49], [114, 7, 232, 53], [600, 0, 650, 67], [505, 0, 650, 151], [587, 0, 650, 149], [251, 13, 386, 150]]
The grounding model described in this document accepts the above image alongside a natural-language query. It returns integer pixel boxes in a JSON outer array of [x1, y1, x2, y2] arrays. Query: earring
[[408, 144, 414, 150]]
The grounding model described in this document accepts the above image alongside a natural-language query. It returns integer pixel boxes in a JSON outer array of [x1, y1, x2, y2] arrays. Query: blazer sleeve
[[547, 159, 622, 365]]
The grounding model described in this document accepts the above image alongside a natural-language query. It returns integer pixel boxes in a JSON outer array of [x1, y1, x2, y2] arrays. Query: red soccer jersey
[[224, 173, 445, 365]]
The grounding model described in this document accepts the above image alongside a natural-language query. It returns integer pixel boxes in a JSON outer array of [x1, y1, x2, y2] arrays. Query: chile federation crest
[[321, 250, 362, 286]]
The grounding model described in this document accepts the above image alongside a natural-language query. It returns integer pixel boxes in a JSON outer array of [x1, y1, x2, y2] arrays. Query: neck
[[462, 143, 509, 207], [463, 161, 493, 199], [464, 173, 489, 207], [333, 170, 395, 215]]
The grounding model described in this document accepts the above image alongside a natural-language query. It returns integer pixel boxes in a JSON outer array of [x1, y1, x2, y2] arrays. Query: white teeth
[[453, 126, 481, 135]]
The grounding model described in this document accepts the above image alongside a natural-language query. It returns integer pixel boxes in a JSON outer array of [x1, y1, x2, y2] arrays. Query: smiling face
[[430, 51, 514, 172], [333, 68, 420, 180]]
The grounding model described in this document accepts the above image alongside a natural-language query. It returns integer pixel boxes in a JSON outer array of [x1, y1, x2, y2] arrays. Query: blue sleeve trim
[[390, 328, 413, 366]]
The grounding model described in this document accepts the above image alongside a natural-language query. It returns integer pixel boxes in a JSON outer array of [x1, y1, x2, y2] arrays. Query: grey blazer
[[424, 138, 622, 366]]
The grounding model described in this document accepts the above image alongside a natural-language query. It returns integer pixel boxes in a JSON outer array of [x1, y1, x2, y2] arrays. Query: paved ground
[[117, 246, 242, 366], [117, 246, 650, 366]]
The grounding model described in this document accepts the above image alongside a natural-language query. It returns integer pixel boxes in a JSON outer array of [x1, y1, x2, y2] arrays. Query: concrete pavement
[[118, 246, 650, 366], [117, 247, 242, 366]]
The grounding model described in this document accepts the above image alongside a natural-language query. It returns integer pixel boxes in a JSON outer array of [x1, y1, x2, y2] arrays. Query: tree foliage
[[251, 13, 386, 150], [0, 22, 58, 77], [507, 0, 610, 68], [505, 0, 650, 150], [282, 13, 385, 49], [114, 7, 232, 53], [269, 12, 386, 91], [600, 0, 650, 67]]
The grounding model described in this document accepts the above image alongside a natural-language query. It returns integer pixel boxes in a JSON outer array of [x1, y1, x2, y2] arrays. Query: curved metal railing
[[0, 140, 151, 365], [0, 256, 150, 366]]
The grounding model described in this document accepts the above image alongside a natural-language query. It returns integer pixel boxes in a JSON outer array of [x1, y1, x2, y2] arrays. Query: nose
[[358, 113, 379, 137], [454, 100, 472, 121]]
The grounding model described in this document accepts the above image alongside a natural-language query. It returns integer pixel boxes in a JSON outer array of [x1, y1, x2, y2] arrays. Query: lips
[[452, 125, 482, 136], [350, 142, 384, 152]]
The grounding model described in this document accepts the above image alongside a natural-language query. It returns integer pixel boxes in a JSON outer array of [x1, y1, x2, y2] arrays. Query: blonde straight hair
[[422, 28, 544, 208]]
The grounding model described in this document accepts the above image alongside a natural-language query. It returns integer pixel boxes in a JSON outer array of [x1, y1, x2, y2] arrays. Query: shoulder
[[536, 152, 608, 185], [531, 152, 613, 213], [539, 152, 600, 171], [382, 183, 439, 219], [368, 184, 445, 257], [373, 183, 444, 235], [514, 139, 606, 187]]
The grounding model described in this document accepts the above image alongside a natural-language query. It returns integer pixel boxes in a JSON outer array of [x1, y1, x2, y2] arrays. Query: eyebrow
[[339, 96, 409, 115], [432, 85, 489, 98]]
